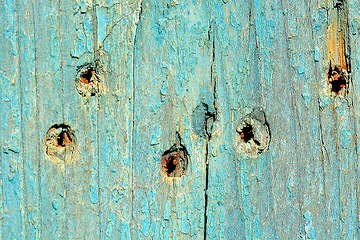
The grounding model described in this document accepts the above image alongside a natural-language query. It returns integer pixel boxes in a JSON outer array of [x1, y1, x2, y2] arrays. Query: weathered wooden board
[[1, 0, 23, 239], [1, 0, 360, 239], [131, 1, 212, 238]]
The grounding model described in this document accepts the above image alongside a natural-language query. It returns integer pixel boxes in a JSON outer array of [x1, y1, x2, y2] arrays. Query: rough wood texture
[[1, 0, 360, 239]]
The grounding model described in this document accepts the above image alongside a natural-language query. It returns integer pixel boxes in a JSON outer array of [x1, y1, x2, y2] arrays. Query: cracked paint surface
[[1, 0, 360, 239]]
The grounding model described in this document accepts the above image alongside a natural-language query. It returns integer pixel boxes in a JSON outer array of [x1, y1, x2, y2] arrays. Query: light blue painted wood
[[35, 0, 67, 237], [131, 0, 212, 238], [96, 0, 137, 239], [205, 1, 249, 238], [1, 0, 360, 239], [1, 0, 23, 238], [286, 1, 327, 239], [60, 0, 100, 238], [314, 2, 341, 239], [318, 1, 358, 239], [18, 0, 40, 238]]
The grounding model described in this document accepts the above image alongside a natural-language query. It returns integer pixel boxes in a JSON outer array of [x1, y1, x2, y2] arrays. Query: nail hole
[[45, 124, 76, 159], [76, 63, 101, 97], [327, 65, 348, 95], [239, 123, 262, 146], [239, 124, 254, 143], [57, 129, 72, 147], [80, 67, 94, 85], [164, 154, 177, 175], [236, 108, 270, 158], [161, 137, 189, 178]]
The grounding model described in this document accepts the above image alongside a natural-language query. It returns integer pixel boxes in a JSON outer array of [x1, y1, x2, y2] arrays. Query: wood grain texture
[[131, 0, 211, 238], [18, 0, 40, 238], [35, 0, 67, 237], [96, 0, 138, 238], [61, 0, 100, 238], [1, 0, 360, 239], [1, 0, 23, 238]]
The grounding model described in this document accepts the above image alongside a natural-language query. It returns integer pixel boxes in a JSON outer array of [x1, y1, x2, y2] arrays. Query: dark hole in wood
[[76, 63, 101, 97], [240, 124, 254, 143], [330, 73, 346, 94], [328, 65, 347, 94], [46, 124, 74, 148], [236, 108, 271, 157], [57, 129, 72, 147], [45, 124, 77, 159], [334, 0, 343, 9], [80, 67, 94, 84], [238, 123, 261, 146], [161, 144, 188, 177], [165, 155, 177, 176]]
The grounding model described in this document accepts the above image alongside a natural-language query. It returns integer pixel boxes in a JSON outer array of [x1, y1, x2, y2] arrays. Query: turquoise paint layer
[[1, 0, 359, 239]]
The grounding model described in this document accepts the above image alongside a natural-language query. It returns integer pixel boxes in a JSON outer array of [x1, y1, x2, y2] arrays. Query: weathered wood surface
[[1, 0, 360, 239]]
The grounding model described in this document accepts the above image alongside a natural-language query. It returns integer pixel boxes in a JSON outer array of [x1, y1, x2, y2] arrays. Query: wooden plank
[[345, 0, 360, 239], [2, 0, 360, 238], [35, 0, 67, 237], [95, 0, 139, 239], [284, 1, 327, 239], [131, 0, 212, 238], [60, 0, 101, 238], [317, 0, 358, 238], [18, 0, 41, 238], [208, 0, 310, 238], [255, 2, 306, 237], [205, 1, 250, 238], [312, 1, 341, 238], [349, 1, 360, 239], [0, 0, 24, 238]]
